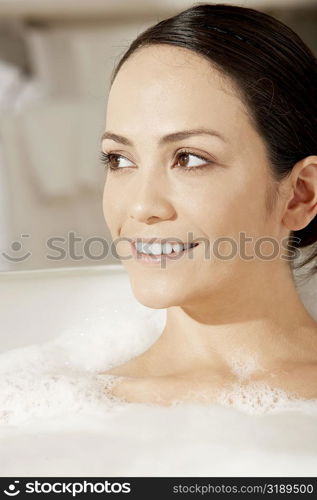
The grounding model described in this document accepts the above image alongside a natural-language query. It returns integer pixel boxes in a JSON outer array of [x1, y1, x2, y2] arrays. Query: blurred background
[[0, 0, 316, 271]]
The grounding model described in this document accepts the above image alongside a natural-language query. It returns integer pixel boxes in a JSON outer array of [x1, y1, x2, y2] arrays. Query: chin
[[130, 284, 183, 310]]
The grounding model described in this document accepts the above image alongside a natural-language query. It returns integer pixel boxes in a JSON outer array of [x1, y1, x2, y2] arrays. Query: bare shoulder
[[99, 326, 317, 405], [99, 368, 236, 406], [292, 362, 317, 400], [263, 322, 317, 400], [256, 361, 317, 401], [100, 362, 317, 406]]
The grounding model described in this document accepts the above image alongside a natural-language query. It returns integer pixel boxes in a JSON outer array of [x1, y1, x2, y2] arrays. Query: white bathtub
[[0, 265, 136, 353], [0, 264, 317, 477]]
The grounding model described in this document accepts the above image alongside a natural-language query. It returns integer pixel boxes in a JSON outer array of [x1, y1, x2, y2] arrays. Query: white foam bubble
[[217, 380, 317, 415], [1, 301, 317, 476]]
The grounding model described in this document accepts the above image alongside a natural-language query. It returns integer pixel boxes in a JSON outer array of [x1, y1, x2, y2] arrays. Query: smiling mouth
[[131, 240, 200, 259]]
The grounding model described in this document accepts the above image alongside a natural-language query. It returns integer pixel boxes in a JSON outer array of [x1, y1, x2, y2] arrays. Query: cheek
[[195, 176, 267, 241]]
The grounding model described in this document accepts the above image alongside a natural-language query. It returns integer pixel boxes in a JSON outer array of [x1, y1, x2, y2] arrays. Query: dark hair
[[110, 2, 317, 277]]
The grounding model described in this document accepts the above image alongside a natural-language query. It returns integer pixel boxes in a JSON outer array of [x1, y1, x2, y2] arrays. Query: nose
[[127, 171, 176, 224]]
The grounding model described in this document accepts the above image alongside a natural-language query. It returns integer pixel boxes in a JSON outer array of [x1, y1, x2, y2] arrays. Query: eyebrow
[[101, 128, 227, 146]]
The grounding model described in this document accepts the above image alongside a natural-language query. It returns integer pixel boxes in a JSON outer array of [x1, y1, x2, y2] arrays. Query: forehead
[[106, 44, 251, 144]]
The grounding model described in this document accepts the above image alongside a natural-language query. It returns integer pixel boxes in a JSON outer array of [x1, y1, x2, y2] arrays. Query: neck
[[145, 261, 317, 377]]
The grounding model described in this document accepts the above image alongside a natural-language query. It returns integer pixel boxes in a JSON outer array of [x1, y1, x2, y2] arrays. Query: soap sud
[[0, 303, 317, 426], [0, 369, 126, 426], [0, 302, 166, 426], [217, 381, 317, 415], [226, 347, 264, 380], [1, 303, 317, 475]]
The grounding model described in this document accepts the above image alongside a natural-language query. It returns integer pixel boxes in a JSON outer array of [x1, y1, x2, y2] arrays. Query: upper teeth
[[135, 242, 195, 255]]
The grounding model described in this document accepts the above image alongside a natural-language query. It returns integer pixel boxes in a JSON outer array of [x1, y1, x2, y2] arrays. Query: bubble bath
[[0, 267, 317, 477]]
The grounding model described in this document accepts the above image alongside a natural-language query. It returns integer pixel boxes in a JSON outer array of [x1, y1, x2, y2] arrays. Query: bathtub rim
[[0, 263, 125, 278]]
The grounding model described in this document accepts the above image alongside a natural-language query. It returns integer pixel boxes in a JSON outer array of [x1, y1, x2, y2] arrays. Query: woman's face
[[102, 45, 286, 309]]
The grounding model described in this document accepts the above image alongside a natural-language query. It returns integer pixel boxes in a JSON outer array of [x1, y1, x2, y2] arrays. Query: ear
[[282, 155, 317, 231]]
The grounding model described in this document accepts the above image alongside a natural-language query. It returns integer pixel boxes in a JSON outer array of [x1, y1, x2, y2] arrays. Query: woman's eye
[[101, 152, 134, 170], [175, 152, 209, 170]]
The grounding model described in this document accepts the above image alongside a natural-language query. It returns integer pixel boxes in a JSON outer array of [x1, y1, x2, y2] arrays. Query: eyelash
[[100, 149, 214, 174]]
